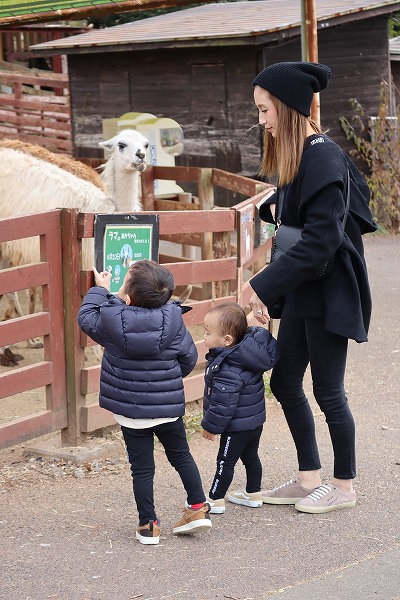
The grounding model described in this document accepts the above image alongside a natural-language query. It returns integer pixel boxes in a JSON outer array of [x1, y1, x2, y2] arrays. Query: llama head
[[99, 129, 149, 173]]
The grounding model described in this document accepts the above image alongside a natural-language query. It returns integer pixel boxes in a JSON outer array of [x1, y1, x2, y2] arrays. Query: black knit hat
[[253, 62, 331, 117]]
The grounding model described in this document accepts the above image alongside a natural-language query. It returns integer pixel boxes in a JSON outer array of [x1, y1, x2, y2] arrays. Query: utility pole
[[301, 0, 320, 125]]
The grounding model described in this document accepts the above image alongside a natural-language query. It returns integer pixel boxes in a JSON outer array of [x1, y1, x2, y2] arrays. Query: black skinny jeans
[[209, 426, 263, 500], [270, 302, 356, 480], [121, 418, 206, 525]]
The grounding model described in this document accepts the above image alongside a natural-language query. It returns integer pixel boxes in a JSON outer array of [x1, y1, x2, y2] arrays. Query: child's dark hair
[[125, 260, 174, 308], [207, 302, 248, 345]]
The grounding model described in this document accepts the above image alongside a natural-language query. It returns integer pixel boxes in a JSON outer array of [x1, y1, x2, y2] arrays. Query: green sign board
[[94, 214, 159, 295]]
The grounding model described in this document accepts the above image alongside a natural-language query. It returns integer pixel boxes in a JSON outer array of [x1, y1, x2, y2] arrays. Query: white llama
[[0, 129, 149, 365], [98, 129, 148, 211]]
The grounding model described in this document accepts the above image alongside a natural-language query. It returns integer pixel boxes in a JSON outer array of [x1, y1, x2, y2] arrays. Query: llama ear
[[99, 140, 114, 151]]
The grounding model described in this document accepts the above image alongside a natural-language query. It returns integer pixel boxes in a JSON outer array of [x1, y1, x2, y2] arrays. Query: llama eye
[[117, 142, 127, 150]]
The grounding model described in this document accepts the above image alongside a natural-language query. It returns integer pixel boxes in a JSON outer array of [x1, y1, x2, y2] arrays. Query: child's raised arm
[[93, 267, 112, 291]]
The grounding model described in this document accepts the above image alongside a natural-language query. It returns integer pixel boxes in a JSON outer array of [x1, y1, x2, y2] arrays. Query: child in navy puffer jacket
[[201, 302, 278, 514], [78, 260, 211, 545]]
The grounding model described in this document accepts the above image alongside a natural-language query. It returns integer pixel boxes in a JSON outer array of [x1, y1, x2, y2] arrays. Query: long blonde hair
[[259, 94, 320, 186]]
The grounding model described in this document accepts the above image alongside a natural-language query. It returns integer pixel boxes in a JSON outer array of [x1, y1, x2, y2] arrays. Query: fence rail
[[0, 167, 275, 449], [0, 211, 68, 447], [0, 71, 71, 153]]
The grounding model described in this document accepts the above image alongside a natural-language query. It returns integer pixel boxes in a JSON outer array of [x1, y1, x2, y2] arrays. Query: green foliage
[[263, 372, 273, 397], [88, 6, 191, 28], [183, 412, 203, 436], [339, 82, 400, 233], [389, 12, 400, 38], [88, 0, 256, 28]]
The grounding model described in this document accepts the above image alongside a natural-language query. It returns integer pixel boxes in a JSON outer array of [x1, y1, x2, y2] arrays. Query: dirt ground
[[0, 235, 399, 600]]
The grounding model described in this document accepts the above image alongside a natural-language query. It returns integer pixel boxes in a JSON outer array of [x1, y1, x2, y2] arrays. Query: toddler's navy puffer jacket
[[201, 326, 278, 434]]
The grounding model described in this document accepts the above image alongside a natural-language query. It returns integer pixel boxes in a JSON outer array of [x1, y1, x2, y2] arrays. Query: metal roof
[[31, 0, 400, 53], [0, 0, 210, 26], [390, 34, 400, 54]]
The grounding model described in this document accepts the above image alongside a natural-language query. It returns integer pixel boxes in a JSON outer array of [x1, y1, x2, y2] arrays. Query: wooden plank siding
[[68, 15, 390, 190]]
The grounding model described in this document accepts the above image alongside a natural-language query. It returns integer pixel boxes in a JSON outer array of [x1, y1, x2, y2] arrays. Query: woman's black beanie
[[253, 61, 331, 117]]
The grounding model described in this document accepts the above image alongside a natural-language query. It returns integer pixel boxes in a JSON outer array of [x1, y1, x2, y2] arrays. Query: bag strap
[[342, 168, 351, 226], [275, 168, 350, 228], [275, 187, 285, 227]]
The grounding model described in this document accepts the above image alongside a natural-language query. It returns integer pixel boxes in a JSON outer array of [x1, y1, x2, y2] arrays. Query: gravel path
[[0, 235, 399, 600]]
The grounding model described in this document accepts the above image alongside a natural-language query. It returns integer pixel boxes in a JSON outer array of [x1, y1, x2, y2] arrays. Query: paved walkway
[[0, 235, 399, 600]]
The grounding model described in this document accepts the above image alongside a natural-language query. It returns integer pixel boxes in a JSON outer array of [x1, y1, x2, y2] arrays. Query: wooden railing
[[0, 71, 71, 152], [70, 182, 275, 441], [0, 166, 275, 448], [0, 211, 68, 449]]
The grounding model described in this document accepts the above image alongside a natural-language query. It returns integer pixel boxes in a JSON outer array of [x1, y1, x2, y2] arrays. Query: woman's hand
[[202, 429, 215, 441], [93, 267, 111, 291], [249, 292, 270, 324]]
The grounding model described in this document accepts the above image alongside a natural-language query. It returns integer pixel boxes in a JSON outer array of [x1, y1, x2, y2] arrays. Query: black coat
[[251, 134, 377, 343]]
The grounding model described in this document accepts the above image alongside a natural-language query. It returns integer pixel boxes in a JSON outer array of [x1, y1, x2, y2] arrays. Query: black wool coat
[[251, 134, 377, 343]]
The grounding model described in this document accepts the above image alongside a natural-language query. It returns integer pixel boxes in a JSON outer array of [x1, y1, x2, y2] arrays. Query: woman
[[249, 62, 377, 514]]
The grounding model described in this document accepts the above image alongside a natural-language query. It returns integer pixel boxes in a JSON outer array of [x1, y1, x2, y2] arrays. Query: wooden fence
[[0, 167, 275, 449], [0, 211, 68, 448], [0, 70, 71, 152]]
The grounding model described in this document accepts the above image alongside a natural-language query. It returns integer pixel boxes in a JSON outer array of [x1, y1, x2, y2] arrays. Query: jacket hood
[[298, 134, 377, 234], [100, 298, 184, 357], [207, 326, 277, 373]]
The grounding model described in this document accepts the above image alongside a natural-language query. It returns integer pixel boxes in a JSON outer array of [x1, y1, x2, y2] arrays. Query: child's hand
[[202, 429, 215, 441], [93, 267, 111, 291]]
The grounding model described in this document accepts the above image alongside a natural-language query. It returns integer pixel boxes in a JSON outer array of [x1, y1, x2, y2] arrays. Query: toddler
[[201, 302, 277, 513], [78, 260, 211, 544]]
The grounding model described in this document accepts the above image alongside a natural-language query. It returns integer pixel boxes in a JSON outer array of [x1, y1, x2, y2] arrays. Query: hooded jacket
[[251, 134, 377, 343], [201, 326, 278, 435], [77, 286, 197, 419]]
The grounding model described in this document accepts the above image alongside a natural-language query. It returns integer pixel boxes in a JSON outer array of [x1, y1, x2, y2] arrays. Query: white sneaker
[[226, 490, 263, 508], [206, 496, 226, 514]]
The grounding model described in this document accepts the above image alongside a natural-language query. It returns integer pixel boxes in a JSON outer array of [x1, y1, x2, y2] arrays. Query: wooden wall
[[68, 15, 390, 197]]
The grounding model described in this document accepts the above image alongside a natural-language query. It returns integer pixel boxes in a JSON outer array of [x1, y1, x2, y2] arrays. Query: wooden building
[[390, 35, 400, 97], [32, 0, 400, 195]]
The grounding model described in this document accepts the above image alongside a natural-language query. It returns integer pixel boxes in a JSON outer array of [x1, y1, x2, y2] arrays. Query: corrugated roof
[[31, 0, 400, 52], [0, 0, 210, 26], [390, 35, 400, 54]]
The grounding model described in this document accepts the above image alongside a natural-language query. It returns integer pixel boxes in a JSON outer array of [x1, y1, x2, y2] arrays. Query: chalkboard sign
[[94, 213, 159, 294]]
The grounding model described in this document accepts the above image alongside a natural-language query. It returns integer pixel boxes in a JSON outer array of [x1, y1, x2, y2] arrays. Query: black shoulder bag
[[270, 170, 351, 281]]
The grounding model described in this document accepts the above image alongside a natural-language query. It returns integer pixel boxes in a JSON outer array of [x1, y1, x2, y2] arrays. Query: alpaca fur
[[0, 129, 148, 364], [0, 138, 106, 190]]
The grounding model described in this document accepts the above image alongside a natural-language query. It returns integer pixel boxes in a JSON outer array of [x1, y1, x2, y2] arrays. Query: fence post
[[198, 168, 214, 299], [141, 166, 156, 210], [60, 208, 86, 446]]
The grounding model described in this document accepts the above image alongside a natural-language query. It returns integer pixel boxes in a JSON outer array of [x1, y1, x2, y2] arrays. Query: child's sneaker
[[226, 490, 263, 507], [173, 503, 212, 534], [136, 520, 160, 545], [262, 478, 316, 504], [206, 496, 226, 514], [295, 484, 356, 514]]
